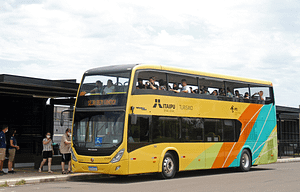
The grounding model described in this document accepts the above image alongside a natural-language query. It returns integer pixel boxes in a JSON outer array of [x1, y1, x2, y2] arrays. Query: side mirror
[[130, 106, 137, 124], [131, 114, 137, 125]]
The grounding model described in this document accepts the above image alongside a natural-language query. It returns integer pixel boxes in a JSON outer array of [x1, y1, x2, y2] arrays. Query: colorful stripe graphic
[[184, 103, 277, 170], [213, 104, 262, 168]]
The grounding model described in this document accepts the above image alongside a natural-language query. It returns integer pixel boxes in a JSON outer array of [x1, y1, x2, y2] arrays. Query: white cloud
[[0, 0, 299, 107]]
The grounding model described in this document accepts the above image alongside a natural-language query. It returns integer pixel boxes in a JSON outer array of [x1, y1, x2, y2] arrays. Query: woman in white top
[[103, 79, 115, 94], [39, 132, 54, 173]]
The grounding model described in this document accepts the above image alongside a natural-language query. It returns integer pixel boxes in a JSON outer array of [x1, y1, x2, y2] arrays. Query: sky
[[0, 0, 299, 107]]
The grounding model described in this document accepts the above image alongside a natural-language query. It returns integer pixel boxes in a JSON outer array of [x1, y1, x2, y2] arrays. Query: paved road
[[3, 162, 300, 192]]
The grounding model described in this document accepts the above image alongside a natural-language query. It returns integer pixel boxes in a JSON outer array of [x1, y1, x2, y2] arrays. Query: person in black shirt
[[145, 77, 158, 90], [8, 129, 19, 174], [173, 83, 179, 90], [136, 78, 145, 89], [244, 92, 249, 99]]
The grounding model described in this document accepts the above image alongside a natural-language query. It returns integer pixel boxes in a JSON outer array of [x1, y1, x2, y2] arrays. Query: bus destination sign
[[88, 99, 117, 107]]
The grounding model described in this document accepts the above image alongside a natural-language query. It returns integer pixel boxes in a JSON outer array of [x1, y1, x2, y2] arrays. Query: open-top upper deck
[[84, 64, 272, 87], [79, 64, 274, 107]]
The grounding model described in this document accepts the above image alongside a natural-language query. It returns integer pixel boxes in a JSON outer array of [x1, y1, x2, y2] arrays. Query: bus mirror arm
[[60, 112, 64, 126], [131, 106, 137, 125]]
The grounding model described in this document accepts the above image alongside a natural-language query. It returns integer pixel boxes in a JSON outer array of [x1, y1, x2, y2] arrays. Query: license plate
[[88, 166, 98, 171]]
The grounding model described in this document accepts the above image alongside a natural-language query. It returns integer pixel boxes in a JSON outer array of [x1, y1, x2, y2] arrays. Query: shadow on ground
[[70, 166, 275, 184]]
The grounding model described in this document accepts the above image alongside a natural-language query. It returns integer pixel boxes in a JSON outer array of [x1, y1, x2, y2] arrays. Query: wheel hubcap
[[242, 153, 249, 168], [163, 157, 174, 174]]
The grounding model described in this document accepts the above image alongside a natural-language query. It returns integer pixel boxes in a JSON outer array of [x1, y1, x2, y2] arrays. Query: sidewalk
[[277, 156, 300, 163], [1, 157, 300, 186], [0, 165, 97, 186]]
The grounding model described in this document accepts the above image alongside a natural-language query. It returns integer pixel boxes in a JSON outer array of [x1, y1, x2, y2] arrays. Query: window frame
[[131, 69, 275, 105], [127, 114, 242, 152]]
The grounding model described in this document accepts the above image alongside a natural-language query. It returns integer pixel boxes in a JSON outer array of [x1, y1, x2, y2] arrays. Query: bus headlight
[[71, 148, 77, 162], [111, 149, 125, 163]]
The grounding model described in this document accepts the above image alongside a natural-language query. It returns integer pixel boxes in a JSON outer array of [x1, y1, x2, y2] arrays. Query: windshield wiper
[[97, 143, 118, 147]]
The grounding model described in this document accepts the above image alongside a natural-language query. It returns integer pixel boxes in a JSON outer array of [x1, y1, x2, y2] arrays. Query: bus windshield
[[77, 72, 130, 108], [73, 111, 124, 151]]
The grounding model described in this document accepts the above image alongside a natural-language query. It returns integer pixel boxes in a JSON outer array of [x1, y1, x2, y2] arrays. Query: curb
[[0, 173, 98, 186], [277, 157, 300, 163]]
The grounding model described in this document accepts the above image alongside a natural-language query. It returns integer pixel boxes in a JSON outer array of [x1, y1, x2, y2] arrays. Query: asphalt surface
[[0, 159, 300, 192], [0, 158, 300, 191]]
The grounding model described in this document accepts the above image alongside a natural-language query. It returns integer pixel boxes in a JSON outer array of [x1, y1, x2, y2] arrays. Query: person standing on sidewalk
[[60, 128, 72, 174], [39, 132, 54, 173], [8, 129, 20, 174], [0, 125, 8, 175]]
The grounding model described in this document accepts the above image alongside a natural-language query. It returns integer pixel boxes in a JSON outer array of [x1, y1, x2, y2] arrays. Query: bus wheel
[[239, 149, 251, 172], [160, 152, 176, 179]]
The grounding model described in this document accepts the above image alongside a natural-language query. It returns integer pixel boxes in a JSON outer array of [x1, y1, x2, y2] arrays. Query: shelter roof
[[0, 74, 78, 98]]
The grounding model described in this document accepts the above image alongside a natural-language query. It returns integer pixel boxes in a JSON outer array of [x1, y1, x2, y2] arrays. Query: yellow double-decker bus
[[71, 64, 277, 179]]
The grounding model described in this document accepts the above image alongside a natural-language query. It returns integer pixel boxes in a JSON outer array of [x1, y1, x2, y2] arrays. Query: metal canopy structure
[[277, 105, 300, 113], [276, 105, 300, 120], [0, 74, 79, 163], [276, 105, 300, 158], [0, 74, 78, 98]]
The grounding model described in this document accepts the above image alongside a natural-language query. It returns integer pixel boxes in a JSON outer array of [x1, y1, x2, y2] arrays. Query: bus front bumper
[[71, 160, 128, 175]]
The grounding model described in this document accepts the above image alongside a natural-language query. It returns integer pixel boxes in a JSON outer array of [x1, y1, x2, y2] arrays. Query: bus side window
[[223, 120, 234, 142], [152, 116, 180, 143], [128, 115, 151, 152], [168, 74, 197, 94], [135, 71, 167, 91], [204, 119, 222, 142], [181, 118, 204, 141]]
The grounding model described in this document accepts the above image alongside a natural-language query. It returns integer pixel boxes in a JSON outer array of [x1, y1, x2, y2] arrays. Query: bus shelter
[[0, 74, 78, 164], [276, 105, 300, 158]]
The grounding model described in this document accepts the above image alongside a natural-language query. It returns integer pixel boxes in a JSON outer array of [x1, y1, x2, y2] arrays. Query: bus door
[[180, 118, 206, 170], [128, 116, 159, 174], [204, 119, 225, 168]]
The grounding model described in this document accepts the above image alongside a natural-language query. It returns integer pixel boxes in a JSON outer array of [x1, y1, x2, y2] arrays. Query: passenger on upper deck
[[211, 90, 218, 96], [90, 80, 103, 94], [252, 91, 264, 100], [244, 92, 249, 99], [136, 78, 145, 89], [199, 86, 204, 94], [189, 87, 194, 93], [219, 88, 226, 96], [103, 79, 116, 94], [227, 87, 233, 97], [234, 90, 243, 98], [171, 83, 179, 91], [173, 79, 191, 93], [145, 77, 158, 90], [158, 79, 167, 91], [202, 87, 209, 95]]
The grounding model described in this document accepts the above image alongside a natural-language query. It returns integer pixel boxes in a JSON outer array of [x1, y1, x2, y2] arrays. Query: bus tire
[[159, 152, 177, 179], [239, 149, 251, 172]]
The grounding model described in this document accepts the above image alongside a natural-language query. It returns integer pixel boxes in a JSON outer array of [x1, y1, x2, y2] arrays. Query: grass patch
[[0, 181, 9, 187], [15, 180, 26, 186]]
